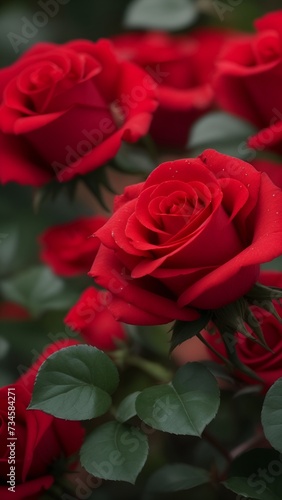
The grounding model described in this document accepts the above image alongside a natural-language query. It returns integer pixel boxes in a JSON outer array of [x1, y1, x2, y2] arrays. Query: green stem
[[197, 332, 233, 369], [126, 355, 173, 382], [220, 429, 266, 482], [48, 485, 65, 500], [230, 429, 266, 460]]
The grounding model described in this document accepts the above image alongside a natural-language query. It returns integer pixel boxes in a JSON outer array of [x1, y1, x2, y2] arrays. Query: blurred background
[[0, 0, 281, 68]]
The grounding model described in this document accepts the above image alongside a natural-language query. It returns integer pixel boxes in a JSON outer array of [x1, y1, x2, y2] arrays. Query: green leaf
[[82, 167, 115, 212], [246, 283, 282, 301], [116, 392, 141, 423], [29, 345, 119, 420], [223, 449, 282, 500], [224, 477, 280, 500], [262, 257, 282, 273], [124, 0, 199, 31], [262, 378, 282, 453], [0, 265, 78, 317], [80, 421, 149, 484], [188, 111, 258, 158], [170, 311, 211, 352], [213, 298, 270, 353], [143, 463, 210, 498], [113, 142, 156, 175], [136, 362, 220, 436], [246, 283, 282, 323], [0, 228, 17, 275]]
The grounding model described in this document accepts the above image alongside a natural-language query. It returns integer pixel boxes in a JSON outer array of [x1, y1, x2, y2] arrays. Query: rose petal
[[90, 246, 199, 324]]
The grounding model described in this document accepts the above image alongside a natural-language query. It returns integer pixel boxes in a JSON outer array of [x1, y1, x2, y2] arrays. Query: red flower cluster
[[0, 9, 281, 436]]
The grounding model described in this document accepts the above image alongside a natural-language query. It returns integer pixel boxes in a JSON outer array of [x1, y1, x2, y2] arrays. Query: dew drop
[[272, 193, 276, 197]]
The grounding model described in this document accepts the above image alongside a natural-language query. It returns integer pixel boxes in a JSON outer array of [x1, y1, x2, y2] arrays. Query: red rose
[[213, 10, 282, 153], [0, 340, 84, 500], [90, 149, 282, 325], [0, 302, 29, 320], [112, 29, 231, 147], [0, 39, 157, 186], [252, 159, 282, 189], [39, 216, 107, 276], [64, 287, 126, 351], [202, 272, 282, 389]]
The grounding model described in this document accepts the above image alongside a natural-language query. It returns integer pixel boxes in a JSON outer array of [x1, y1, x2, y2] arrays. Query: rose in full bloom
[[90, 149, 282, 325], [201, 272, 282, 389], [112, 29, 231, 147], [0, 340, 84, 500], [214, 10, 282, 152], [0, 39, 157, 186], [39, 216, 107, 276], [64, 287, 126, 350]]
